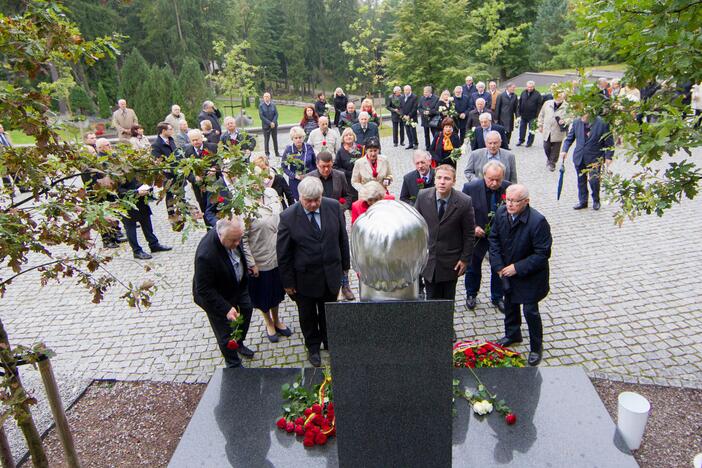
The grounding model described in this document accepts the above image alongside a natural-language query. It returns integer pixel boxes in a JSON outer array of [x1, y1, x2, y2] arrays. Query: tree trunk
[[0, 320, 48, 468], [172, 0, 184, 43], [47, 63, 69, 115], [0, 426, 15, 468]]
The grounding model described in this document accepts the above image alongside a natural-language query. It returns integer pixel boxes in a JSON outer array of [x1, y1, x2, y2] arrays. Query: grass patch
[[214, 100, 306, 127], [538, 64, 626, 75]]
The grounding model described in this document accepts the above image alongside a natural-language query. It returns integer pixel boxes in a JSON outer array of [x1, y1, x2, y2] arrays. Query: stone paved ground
[[2, 132, 701, 389]]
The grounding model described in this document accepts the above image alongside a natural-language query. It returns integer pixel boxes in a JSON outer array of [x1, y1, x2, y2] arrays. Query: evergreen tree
[[528, 0, 570, 69], [69, 85, 96, 115], [119, 50, 150, 104], [96, 82, 112, 118], [250, 0, 286, 88], [281, 0, 310, 92], [177, 58, 209, 124]]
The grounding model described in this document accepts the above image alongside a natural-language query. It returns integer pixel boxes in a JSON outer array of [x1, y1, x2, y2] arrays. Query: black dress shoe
[[133, 250, 153, 260], [466, 295, 476, 310], [495, 337, 522, 348], [528, 351, 542, 366], [592, 201, 601, 211], [275, 326, 293, 337], [150, 244, 173, 253], [491, 299, 506, 313], [413, 145, 419, 149], [265, 331, 279, 343], [573, 203, 588, 210], [405, 145, 414, 150], [237, 344, 255, 358], [516, 142, 523, 146], [525, 143, 533, 148], [308, 350, 321, 367], [393, 143, 398, 147]]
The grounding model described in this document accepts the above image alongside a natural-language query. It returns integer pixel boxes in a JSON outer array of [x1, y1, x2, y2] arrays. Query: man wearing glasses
[[488, 184, 552, 366]]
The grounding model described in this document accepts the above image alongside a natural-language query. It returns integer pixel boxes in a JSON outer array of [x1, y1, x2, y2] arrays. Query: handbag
[[428, 114, 442, 129]]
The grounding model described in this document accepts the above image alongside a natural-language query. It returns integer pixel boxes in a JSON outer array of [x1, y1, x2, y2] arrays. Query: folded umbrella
[[556, 162, 565, 200]]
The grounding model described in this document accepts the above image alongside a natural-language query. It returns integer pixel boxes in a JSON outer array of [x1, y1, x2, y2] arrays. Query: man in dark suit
[[151, 121, 180, 224], [453, 86, 471, 143], [386, 86, 405, 147], [495, 83, 519, 145], [560, 113, 614, 211], [277, 177, 351, 367], [471, 114, 509, 150], [418, 86, 439, 150], [462, 76, 477, 100], [351, 112, 380, 147], [184, 129, 218, 213], [401, 85, 419, 149], [489, 184, 552, 366], [400, 150, 435, 205], [193, 217, 255, 368], [465, 98, 495, 133], [469, 81, 491, 111], [305, 151, 351, 210], [338, 102, 359, 131], [198, 100, 222, 137], [259, 92, 280, 158], [517, 81, 543, 147], [462, 161, 511, 312], [415, 164, 475, 339]]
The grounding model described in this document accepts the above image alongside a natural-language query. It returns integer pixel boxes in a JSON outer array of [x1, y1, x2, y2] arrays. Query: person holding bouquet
[[282, 126, 316, 200]]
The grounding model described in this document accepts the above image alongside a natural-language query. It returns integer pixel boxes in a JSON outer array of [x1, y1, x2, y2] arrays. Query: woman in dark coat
[[333, 87, 348, 128], [334, 127, 363, 201], [430, 117, 461, 168]]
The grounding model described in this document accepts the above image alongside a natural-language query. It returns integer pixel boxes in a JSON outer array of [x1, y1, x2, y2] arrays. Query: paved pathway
[[2, 133, 701, 389]]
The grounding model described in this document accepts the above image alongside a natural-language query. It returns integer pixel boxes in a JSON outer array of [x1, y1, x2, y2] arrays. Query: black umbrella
[[556, 161, 566, 200]]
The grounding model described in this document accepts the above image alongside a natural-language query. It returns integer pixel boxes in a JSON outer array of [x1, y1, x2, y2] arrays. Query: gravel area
[[591, 378, 702, 468], [14, 377, 700, 467]]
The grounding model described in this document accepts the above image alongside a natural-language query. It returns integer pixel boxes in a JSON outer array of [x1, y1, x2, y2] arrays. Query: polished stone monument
[[325, 200, 453, 468]]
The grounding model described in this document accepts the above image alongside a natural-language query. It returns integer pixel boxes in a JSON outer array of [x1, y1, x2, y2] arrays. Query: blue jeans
[[464, 238, 503, 301]]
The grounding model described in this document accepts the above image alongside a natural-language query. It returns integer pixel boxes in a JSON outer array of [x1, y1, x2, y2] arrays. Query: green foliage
[[177, 58, 209, 123], [69, 85, 95, 115], [209, 40, 259, 111], [119, 49, 150, 103], [342, 12, 386, 94], [96, 82, 112, 119]]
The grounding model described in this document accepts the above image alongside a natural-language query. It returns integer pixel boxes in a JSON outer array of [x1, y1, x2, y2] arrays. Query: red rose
[[311, 403, 322, 414], [276, 417, 287, 429], [322, 140, 327, 146], [314, 413, 324, 425], [303, 437, 315, 447], [226, 340, 239, 350], [327, 402, 334, 412], [202, 149, 210, 156], [314, 433, 328, 445], [294, 424, 305, 436], [294, 417, 305, 425], [285, 421, 295, 433], [338, 197, 346, 205], [505, 413, 517, 425], [217, 196, 225, 204], [303, 408, 313, 416], [501, 193, 507, 200], [416, 177, 424, 184]]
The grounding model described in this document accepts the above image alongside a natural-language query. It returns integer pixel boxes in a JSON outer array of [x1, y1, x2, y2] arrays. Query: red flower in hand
[[505, 413, 517, 425], [276, 417, 287, 429], [202, 149, 210, 156], [217, 196, 225, 204], [226, 340, 239, 350], [338, 197, 346, 205], [416, 177, 424, 184], [501, 193, 507, 200], [322, 140, 327, 146]]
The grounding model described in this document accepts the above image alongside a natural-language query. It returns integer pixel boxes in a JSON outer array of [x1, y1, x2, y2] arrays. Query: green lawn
[[213, 100, 308, 127], [539, 64, 626, 75]]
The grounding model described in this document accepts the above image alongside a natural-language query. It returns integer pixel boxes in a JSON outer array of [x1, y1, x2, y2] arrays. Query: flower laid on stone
[[472, 400, 493, 415], [275, 370, 335, 447], [505, 413, 517, 425], [453, 340, 526, 369]]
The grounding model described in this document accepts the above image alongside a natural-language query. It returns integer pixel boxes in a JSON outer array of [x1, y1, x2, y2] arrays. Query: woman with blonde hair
[[333, 87, 348, 128], [200, 119, 219, 145], [334, 127, 362, 201], [251, 154, 294, 208], [360, 98, 381, 127]]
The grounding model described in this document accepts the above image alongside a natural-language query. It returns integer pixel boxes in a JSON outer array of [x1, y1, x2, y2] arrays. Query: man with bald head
[[112, 99, 139, 141], [194, 216, 256, 367], [488, 184, 552, 366]]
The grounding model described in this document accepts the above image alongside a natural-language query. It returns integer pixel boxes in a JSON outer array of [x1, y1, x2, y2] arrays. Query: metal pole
[[37, 359, 81, 468], [0, 426, 16, 468]]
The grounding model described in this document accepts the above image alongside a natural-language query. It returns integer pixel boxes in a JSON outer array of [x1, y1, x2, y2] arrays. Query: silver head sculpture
[[351, 200, 429, 301]]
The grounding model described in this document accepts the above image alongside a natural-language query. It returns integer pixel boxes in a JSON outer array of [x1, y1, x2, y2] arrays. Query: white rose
[[472, 400, 493, 415]]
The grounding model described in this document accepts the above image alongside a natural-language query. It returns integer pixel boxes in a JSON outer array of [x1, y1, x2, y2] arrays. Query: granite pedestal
[[324, 300, 454, 468], [170, 366, 638, 467]]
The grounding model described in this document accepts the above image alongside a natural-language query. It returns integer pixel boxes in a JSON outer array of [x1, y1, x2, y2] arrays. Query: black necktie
[[309, 212, 320, 232], [438, 199, 446, 220]]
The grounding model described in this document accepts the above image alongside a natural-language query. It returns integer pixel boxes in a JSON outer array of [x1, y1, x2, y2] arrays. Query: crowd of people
[[11, 74, 696, 370]]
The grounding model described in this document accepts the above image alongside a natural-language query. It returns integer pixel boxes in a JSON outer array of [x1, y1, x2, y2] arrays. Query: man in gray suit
[[464, 131, 518, 183], [415, 164, 475, 340]]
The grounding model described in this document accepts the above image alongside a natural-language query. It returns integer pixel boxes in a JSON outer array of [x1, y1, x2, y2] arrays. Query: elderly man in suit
[[352, 111, 380, 147], [418, 86, 439, 150], [338, 102, 359, 132], [469, 113, 508, 151], [400, 150, 435, 205], [466, 98, 495, 133], [469, 82, 491, 112], [560, 113, 614, 210], [198, 100, 222, 138], [495, 83, 519, 145], [462, 161, 511, 312], [184, 129, 219, 213], [151, 121, 181, 225], [386, 86, 406, 147], [462, 76, 477, 100], [193, 217, 255, 368], [453, 86, 471, 143], [464, 131, 518, 183], [308, 116, 340, 155], [402, 85, 419, 149], [305, 152, 351, 210], [112, 99, 139, 141], [517, 81, 543, 147], [415, 164, 475, 340], [277, 177, 351, 367], [489, 184, 552, 366]]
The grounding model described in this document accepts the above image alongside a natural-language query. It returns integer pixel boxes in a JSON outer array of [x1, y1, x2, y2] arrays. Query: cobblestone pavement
[[2, 132, 701, 389]]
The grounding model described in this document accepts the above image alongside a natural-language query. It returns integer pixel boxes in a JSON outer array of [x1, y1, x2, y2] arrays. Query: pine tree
[[177, 58, 209, 124], [69, 85, 96, 115], [96, 82, 112, 118], [119, 49, 150, 105]]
